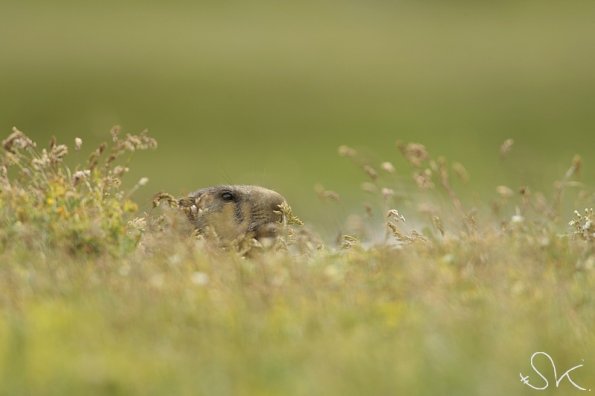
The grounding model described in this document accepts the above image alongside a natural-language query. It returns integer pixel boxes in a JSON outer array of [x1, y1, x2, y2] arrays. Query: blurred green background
[[1, 1, 594, 229]]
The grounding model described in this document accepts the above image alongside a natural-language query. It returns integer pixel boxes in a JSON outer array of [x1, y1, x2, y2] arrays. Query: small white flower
[[191, 272, 209, 286], [138, 177, 149, 186], [511, 214, 524, 224]]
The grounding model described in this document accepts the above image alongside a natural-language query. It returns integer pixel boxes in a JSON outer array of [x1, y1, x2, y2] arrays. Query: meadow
[[0, 128, 592, 395], [1, 1, 595, 395]]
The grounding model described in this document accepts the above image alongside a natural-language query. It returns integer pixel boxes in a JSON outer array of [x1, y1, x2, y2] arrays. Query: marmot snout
[[180, 185, 287, 241]]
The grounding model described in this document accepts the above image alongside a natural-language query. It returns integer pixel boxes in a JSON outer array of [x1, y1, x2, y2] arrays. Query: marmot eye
[[220, 191, 235, 202]]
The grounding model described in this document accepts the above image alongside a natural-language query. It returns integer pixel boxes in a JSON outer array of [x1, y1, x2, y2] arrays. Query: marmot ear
[[189, 188, 209, 199]]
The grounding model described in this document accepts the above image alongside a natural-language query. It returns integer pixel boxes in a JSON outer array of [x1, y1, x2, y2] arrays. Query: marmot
[[179, 185, 288, 241]]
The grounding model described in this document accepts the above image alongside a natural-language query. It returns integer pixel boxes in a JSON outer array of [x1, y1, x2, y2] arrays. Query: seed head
[[500, 138, 514, 157], [363, 165, 378, 180], [361, 182, 377, 193], [381, 188, 395, 200], [452, 162, 469, 182], [338, 145, 357, 158], [397, 141, 428, 167], [72, 170, 91, 186], [381, 161, 395, 173], [386, 209, 406, 223], [49, 144, 68, 163], [496, 185, 514, 199], [3, 127, 35, 153]]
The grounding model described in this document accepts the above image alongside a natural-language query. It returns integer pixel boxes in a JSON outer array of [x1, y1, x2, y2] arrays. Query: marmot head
[[179, 185, 287, 241]]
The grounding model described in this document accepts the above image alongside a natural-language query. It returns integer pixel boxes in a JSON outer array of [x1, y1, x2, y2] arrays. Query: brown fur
[[180, 185, 286, 241]]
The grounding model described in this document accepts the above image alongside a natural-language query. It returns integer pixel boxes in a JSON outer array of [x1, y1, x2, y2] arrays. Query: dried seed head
[[413, 169, 434, 189], [341, 234, 360, 249], [3, 127, 36, 153], [338, 145, 357, 158], [121, 131, 157, 152], [432, 216, 445, 236], [315, 184, 340, 202], [322, 190, 340, 201], [398, 141, 428, 167], [49, 144, 68, 163], [452, 162, 469, 183], [381, 161, 395, 173], [361, 182, 377, 193], [72, 170, 91, 186], [31, 149, 51, 170], [569, 207, 594, 241], [496, 185, 514, 199], [104, 176, 122, 188], [276, 200, 304, 226], [138, 177, 149, 186], [153, 192, 179, 208], [386, 209, 406, 223], [500, 138, 514, 157], [110, 125, 121, 142], [362, 165, 378, 180], [364, 203, 373, 218], [381, 188, 395, 200], [112, 166, 129, 177], [564, 154, 582, 179], [87, 143, 106, 170], [75, 137, 83, 150], [0, 165, 10, 190]]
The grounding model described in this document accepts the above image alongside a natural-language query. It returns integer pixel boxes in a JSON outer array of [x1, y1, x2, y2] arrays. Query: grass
[[0, 128, 593, 395], [2, 1, 595, 216]]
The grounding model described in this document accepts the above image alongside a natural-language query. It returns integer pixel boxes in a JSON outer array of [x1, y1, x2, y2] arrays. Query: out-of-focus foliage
[[0, 127, 156, 256], [1, 1, 594, 394], [1, 1, 594, 227], [0, 130, 592, 395]]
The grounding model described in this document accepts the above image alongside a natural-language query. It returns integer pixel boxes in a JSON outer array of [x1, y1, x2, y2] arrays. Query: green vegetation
[[0, 129, 592, 395], [1, 1, 595, 223], [1, 2, 594, 394]]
